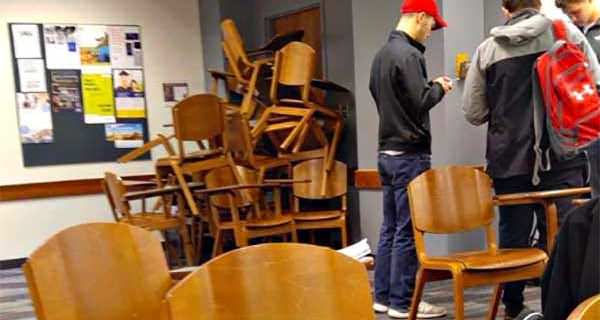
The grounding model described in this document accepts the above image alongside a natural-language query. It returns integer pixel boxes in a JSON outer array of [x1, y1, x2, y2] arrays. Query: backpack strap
[[532, 63, 552, 186], [552, 20, 568, 42]]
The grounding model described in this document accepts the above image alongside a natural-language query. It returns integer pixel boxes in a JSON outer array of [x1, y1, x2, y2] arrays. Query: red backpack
[[532, 19, 600, 185]]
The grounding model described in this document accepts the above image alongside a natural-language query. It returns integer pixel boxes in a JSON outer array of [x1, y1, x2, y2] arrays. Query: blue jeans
[[374, 153, 431, 310]]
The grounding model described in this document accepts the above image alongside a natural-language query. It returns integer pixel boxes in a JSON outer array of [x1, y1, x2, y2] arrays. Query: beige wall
[[0, 0, 205, 260]]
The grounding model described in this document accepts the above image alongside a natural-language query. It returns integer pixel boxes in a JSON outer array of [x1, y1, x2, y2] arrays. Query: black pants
[[493, 167, 586, 316]]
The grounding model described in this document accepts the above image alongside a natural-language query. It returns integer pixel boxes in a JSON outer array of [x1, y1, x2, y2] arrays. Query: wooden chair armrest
[[193, 183, 286, 196], [117, 134, 176, 163], [123, 182, 204, 200], [246, 51, 274, 61], [494, 187, 592, 206], [169, 266, 199, 280], [208, 69, 236, 80], [572, 198, 591, 206], [263, 179, 312, 186]]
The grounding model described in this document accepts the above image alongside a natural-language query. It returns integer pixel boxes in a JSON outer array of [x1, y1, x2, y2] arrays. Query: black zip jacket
[[370, 31, 445, 154]]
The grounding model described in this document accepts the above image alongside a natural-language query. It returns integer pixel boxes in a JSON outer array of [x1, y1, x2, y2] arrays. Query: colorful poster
[[78, 25, 111, 73], [108, 26, 143, 69], [113, 69, 145, 118], [49, 70, 82, 112], [11, 24, 42, 58], [16, 93, 53, 143], [17, 59, 47, 92], [105, 123, 144, 148], [82, 73, 116, 123], [43, 24, 81, 69], [163, 82, 189, 107]]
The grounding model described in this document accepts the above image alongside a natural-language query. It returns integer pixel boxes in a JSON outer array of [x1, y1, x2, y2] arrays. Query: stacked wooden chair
[[103, 19, 352, 260]]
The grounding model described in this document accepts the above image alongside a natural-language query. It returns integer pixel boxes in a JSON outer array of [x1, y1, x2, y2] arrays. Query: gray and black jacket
[[462, 9, 600, 179]]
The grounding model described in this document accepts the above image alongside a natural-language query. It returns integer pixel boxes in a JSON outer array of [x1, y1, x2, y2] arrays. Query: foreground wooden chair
[[165, 243, 374, 320], [407, 166, 548, 320], [23, 223, 189, 320], [568, 294, 600, 320], [292, 159, 348, 247]]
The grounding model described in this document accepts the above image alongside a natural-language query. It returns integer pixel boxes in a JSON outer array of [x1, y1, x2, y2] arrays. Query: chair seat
[[246, 213, 294, 228], [120, 213, 182, 230], [292, 210, 343, 221], [252, 155, 289, 167], [427, 248, 547, 271]]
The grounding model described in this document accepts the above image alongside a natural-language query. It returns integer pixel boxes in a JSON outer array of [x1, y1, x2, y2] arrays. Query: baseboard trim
[[0, 258, 26, 270]]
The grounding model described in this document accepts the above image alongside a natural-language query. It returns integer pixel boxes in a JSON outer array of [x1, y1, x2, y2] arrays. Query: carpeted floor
[[0, 268, 541, 320]]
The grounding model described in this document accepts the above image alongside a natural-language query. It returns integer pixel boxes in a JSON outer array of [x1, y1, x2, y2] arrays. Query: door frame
[[264, 3, 328, 78]]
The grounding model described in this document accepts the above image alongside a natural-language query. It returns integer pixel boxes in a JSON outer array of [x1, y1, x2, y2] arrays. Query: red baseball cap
[[401, 0, 448, 30]]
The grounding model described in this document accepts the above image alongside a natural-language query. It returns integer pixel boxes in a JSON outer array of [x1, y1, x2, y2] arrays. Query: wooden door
[[270, 6, 323, 78]]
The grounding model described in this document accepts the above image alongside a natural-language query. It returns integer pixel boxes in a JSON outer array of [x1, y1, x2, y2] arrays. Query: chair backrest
[[104, 171, 131, 219], [270, 41, 316, 104], [568, 295, 600, 320], [293, 159, 347, 200], [172, 94, 226, 158], [221, 19, 251, 81], [407, 166, 497, 252], [23, 223, 172, 320], [224, 111, 262, 166], [205, 165, 259, 208], [165, 243, 374, 320]]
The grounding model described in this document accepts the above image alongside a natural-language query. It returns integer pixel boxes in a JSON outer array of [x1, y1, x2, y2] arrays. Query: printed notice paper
[[105, 123, 144, 148], [11, 24, 42, 58], [49, 70, 82, 112], [17, 59, 47, 92], [108, 26, 143, 69], [163, 83, 189, 107], [43, 24, 81, 69], [113, 69, 145, 118], [17, 93, 53, 144], [82, 73, 116, 123]]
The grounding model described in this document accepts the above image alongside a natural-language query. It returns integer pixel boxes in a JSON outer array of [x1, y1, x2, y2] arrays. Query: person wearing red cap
[[369, 0, 452, 318]]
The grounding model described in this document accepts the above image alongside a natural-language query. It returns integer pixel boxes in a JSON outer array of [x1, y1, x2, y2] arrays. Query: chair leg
[[340, 226, 348, 248], [195, 220, 204, 265], [212, 229, 223, 258], [452, 270, 465, 320], [170, 162, 201, 215], [408, 268, 427, 320], [179, 224, 194, 266], [486, 284, 503, 320], [290, 224, 298, 242], [309, 230, 316, 244]]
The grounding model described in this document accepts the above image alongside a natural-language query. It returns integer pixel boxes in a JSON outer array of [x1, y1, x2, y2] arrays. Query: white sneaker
[[387, 301, 447, 319], [373, 302, 389, 313]]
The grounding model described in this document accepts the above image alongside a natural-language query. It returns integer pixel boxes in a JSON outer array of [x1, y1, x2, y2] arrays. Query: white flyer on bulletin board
[[11, 24, 42, 59], [43, 24, 81, 70], [17, 59, 47, 92], [108, 26, 143, 69]]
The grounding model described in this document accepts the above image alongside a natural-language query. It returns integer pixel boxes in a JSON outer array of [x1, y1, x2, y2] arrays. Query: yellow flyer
[[82, 73, 116, 123]]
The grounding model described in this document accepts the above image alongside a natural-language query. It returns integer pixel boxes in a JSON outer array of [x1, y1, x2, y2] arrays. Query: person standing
[[462, 1, 600, 319], [555, 0, 600, 198], [370, 0, 453, 318]]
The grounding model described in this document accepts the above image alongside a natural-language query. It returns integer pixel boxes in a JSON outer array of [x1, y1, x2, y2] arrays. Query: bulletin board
[[8, 23, 151, 167]]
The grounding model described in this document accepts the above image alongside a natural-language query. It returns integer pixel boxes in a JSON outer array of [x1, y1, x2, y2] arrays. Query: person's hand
[[434, 76, 454, 93]]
